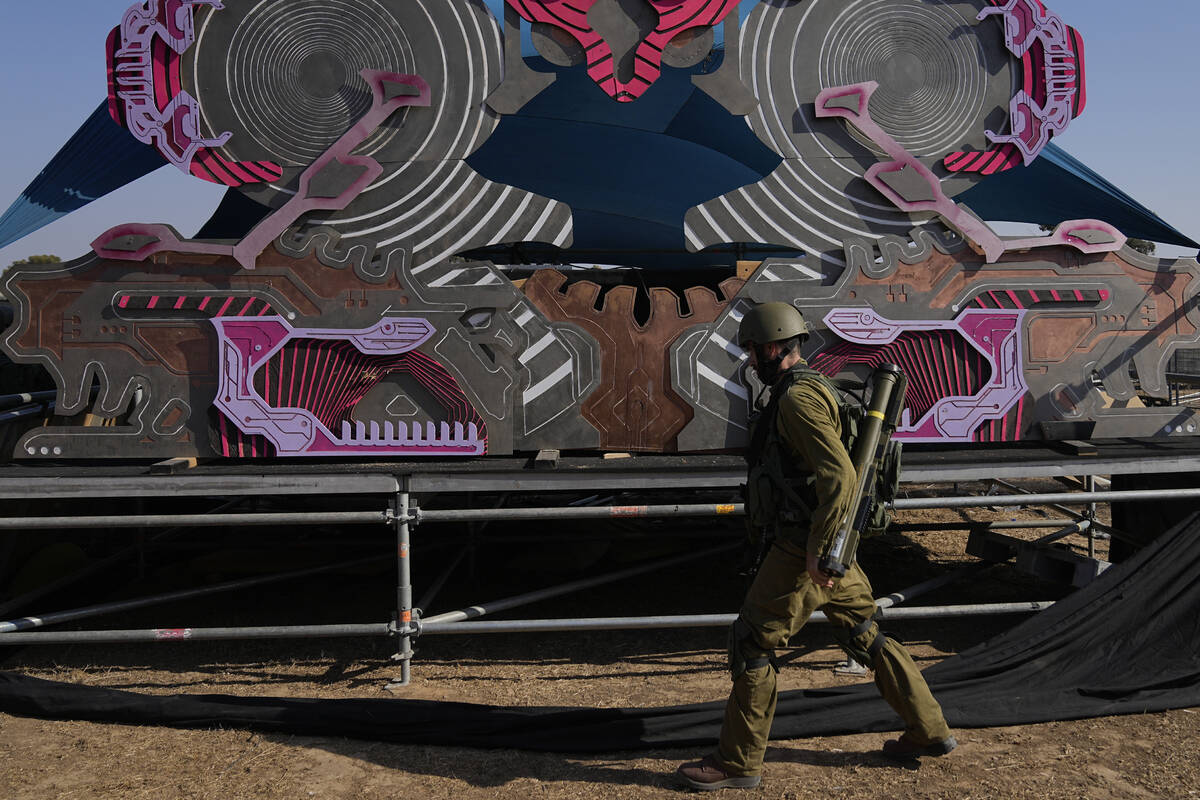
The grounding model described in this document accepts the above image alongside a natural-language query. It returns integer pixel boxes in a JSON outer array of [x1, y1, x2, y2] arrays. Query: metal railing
[[3, 484, 1195, 531], [0, 477, 1182, 683]]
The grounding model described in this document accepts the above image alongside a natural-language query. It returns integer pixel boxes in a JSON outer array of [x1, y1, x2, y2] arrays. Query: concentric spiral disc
[[686, 0, 1013, 257], [746, 0, 1012, 166], [184, 0, 502, 200], [815, 0, 1001, 159], [172, 0, 574, 269], [221, 0, 417, 164]]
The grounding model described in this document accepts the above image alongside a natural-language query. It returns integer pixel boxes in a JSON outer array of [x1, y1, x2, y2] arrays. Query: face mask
[[753, 344, 785, 385]]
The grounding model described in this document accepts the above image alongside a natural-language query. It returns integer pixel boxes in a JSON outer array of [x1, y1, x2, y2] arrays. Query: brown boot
[[675, 755, 761, 791], [881, 733, 958, 760]]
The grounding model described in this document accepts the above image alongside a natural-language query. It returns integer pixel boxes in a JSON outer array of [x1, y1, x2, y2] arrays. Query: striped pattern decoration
[[115, 293, 277, 317], [250, 339, 487, 445], [943, 143, 1024, 176], [809, 332, 989, 425], [338, 168, 574, 273], [508, 297, 583, 436], [189, 151, 283, 187], [974, 394, 1028, 443], [970, 287, 1109, 309], [944, 0, 1086, 174], [105, 18, 185, 131], [215, 409, 277, 458], [105, 27, 128, 128], [507, 0, 737, 102]]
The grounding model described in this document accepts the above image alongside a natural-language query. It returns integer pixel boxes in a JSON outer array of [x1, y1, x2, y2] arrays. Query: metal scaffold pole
[[0, 602, 1055, 645], [4, 463, 1185, 666], [3, 487, 1196, 532], [391, 479, 414, 688], [411, 502, 743, 524], [421, 542, 739, 626], [0, 510, 391, 530], [891, 486, 1200, 510], [1086, 475, 1099, 558], [0, 554, 383, 634]]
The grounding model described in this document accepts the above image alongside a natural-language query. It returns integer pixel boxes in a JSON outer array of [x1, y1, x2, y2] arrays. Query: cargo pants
[[716, 539, 951, 775]]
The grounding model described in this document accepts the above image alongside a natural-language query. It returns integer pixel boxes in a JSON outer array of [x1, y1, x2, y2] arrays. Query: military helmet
[[737, 302, 809, 346]]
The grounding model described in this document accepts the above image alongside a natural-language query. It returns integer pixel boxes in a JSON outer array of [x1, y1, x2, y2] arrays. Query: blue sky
[[1, 0, 1197, 267]]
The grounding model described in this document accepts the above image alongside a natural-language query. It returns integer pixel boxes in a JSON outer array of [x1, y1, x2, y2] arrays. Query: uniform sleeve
[[775, 381, 858, 555]]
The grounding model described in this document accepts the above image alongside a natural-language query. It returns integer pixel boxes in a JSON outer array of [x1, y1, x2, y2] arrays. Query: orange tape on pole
[[610, 505, 649, 517]]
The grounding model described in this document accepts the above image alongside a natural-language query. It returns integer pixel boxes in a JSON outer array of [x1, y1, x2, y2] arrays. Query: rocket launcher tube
[[818, 364, 907, 578]]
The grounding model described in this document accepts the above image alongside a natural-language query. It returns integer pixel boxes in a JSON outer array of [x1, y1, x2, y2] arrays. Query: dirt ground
[[2, 480, 1198, 799]]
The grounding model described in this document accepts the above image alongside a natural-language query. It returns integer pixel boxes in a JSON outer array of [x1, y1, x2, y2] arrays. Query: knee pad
[[726, 617, 775, 681], [833, 615, 889, 666], [867, 630, 889, 661]]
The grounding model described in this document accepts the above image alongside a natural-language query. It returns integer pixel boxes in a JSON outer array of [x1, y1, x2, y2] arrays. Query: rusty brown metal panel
[[523, 270, 740, 452]]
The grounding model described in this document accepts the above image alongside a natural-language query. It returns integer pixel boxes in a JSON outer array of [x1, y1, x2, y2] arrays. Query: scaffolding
[[2, 442, 1200, 685]]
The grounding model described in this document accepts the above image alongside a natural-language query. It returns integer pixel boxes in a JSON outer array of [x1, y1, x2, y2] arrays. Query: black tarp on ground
[[1, 511, 1199, 751]]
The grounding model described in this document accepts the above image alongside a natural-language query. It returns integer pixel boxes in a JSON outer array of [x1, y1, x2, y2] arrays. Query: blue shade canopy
[[0, 102, 167, 250], [3, 56, 1196, 260], [467, 58, 1199, 263], [466, 56, 784, 265], [958, 143, 1199, 249]]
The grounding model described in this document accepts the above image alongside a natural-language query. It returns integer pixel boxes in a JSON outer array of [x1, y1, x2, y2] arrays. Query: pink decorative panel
[[945, 0, 1087, 173], [818, 308, 1029, 443], [816, 82, 1123, 264], [213, 317, 488, 457], [507, 0, 737, 102], [106, 1, 283, 186]]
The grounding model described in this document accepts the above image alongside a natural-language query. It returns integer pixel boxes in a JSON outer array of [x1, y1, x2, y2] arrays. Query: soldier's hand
[[807, 553, 835, 589]]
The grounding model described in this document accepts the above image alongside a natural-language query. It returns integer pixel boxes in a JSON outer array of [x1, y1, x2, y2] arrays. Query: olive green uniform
[[717, 369, 950, 776]]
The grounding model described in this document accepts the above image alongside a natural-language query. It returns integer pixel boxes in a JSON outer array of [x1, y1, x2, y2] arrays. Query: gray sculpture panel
[[1, 249, 603, 459], [674, 230, 1200, 450]]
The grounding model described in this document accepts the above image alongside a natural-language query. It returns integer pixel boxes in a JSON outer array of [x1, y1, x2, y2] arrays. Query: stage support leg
[[1085, 475, 1097, 559], [390, 479, 414, 688]]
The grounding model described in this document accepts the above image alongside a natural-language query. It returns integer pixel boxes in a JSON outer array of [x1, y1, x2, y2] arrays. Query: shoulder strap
[[744, 383, 783, 465], [745, 367, 807, 464], [746, 368, 822, 517], [781, 366, 846, 416], [746, 365, 847, 464]]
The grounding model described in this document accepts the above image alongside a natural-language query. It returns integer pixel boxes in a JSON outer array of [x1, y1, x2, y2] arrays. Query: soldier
[[676, 302, 956, 791]]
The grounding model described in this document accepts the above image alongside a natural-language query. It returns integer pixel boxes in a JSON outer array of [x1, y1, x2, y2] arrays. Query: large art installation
[[3, 0, 1200, 459]]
